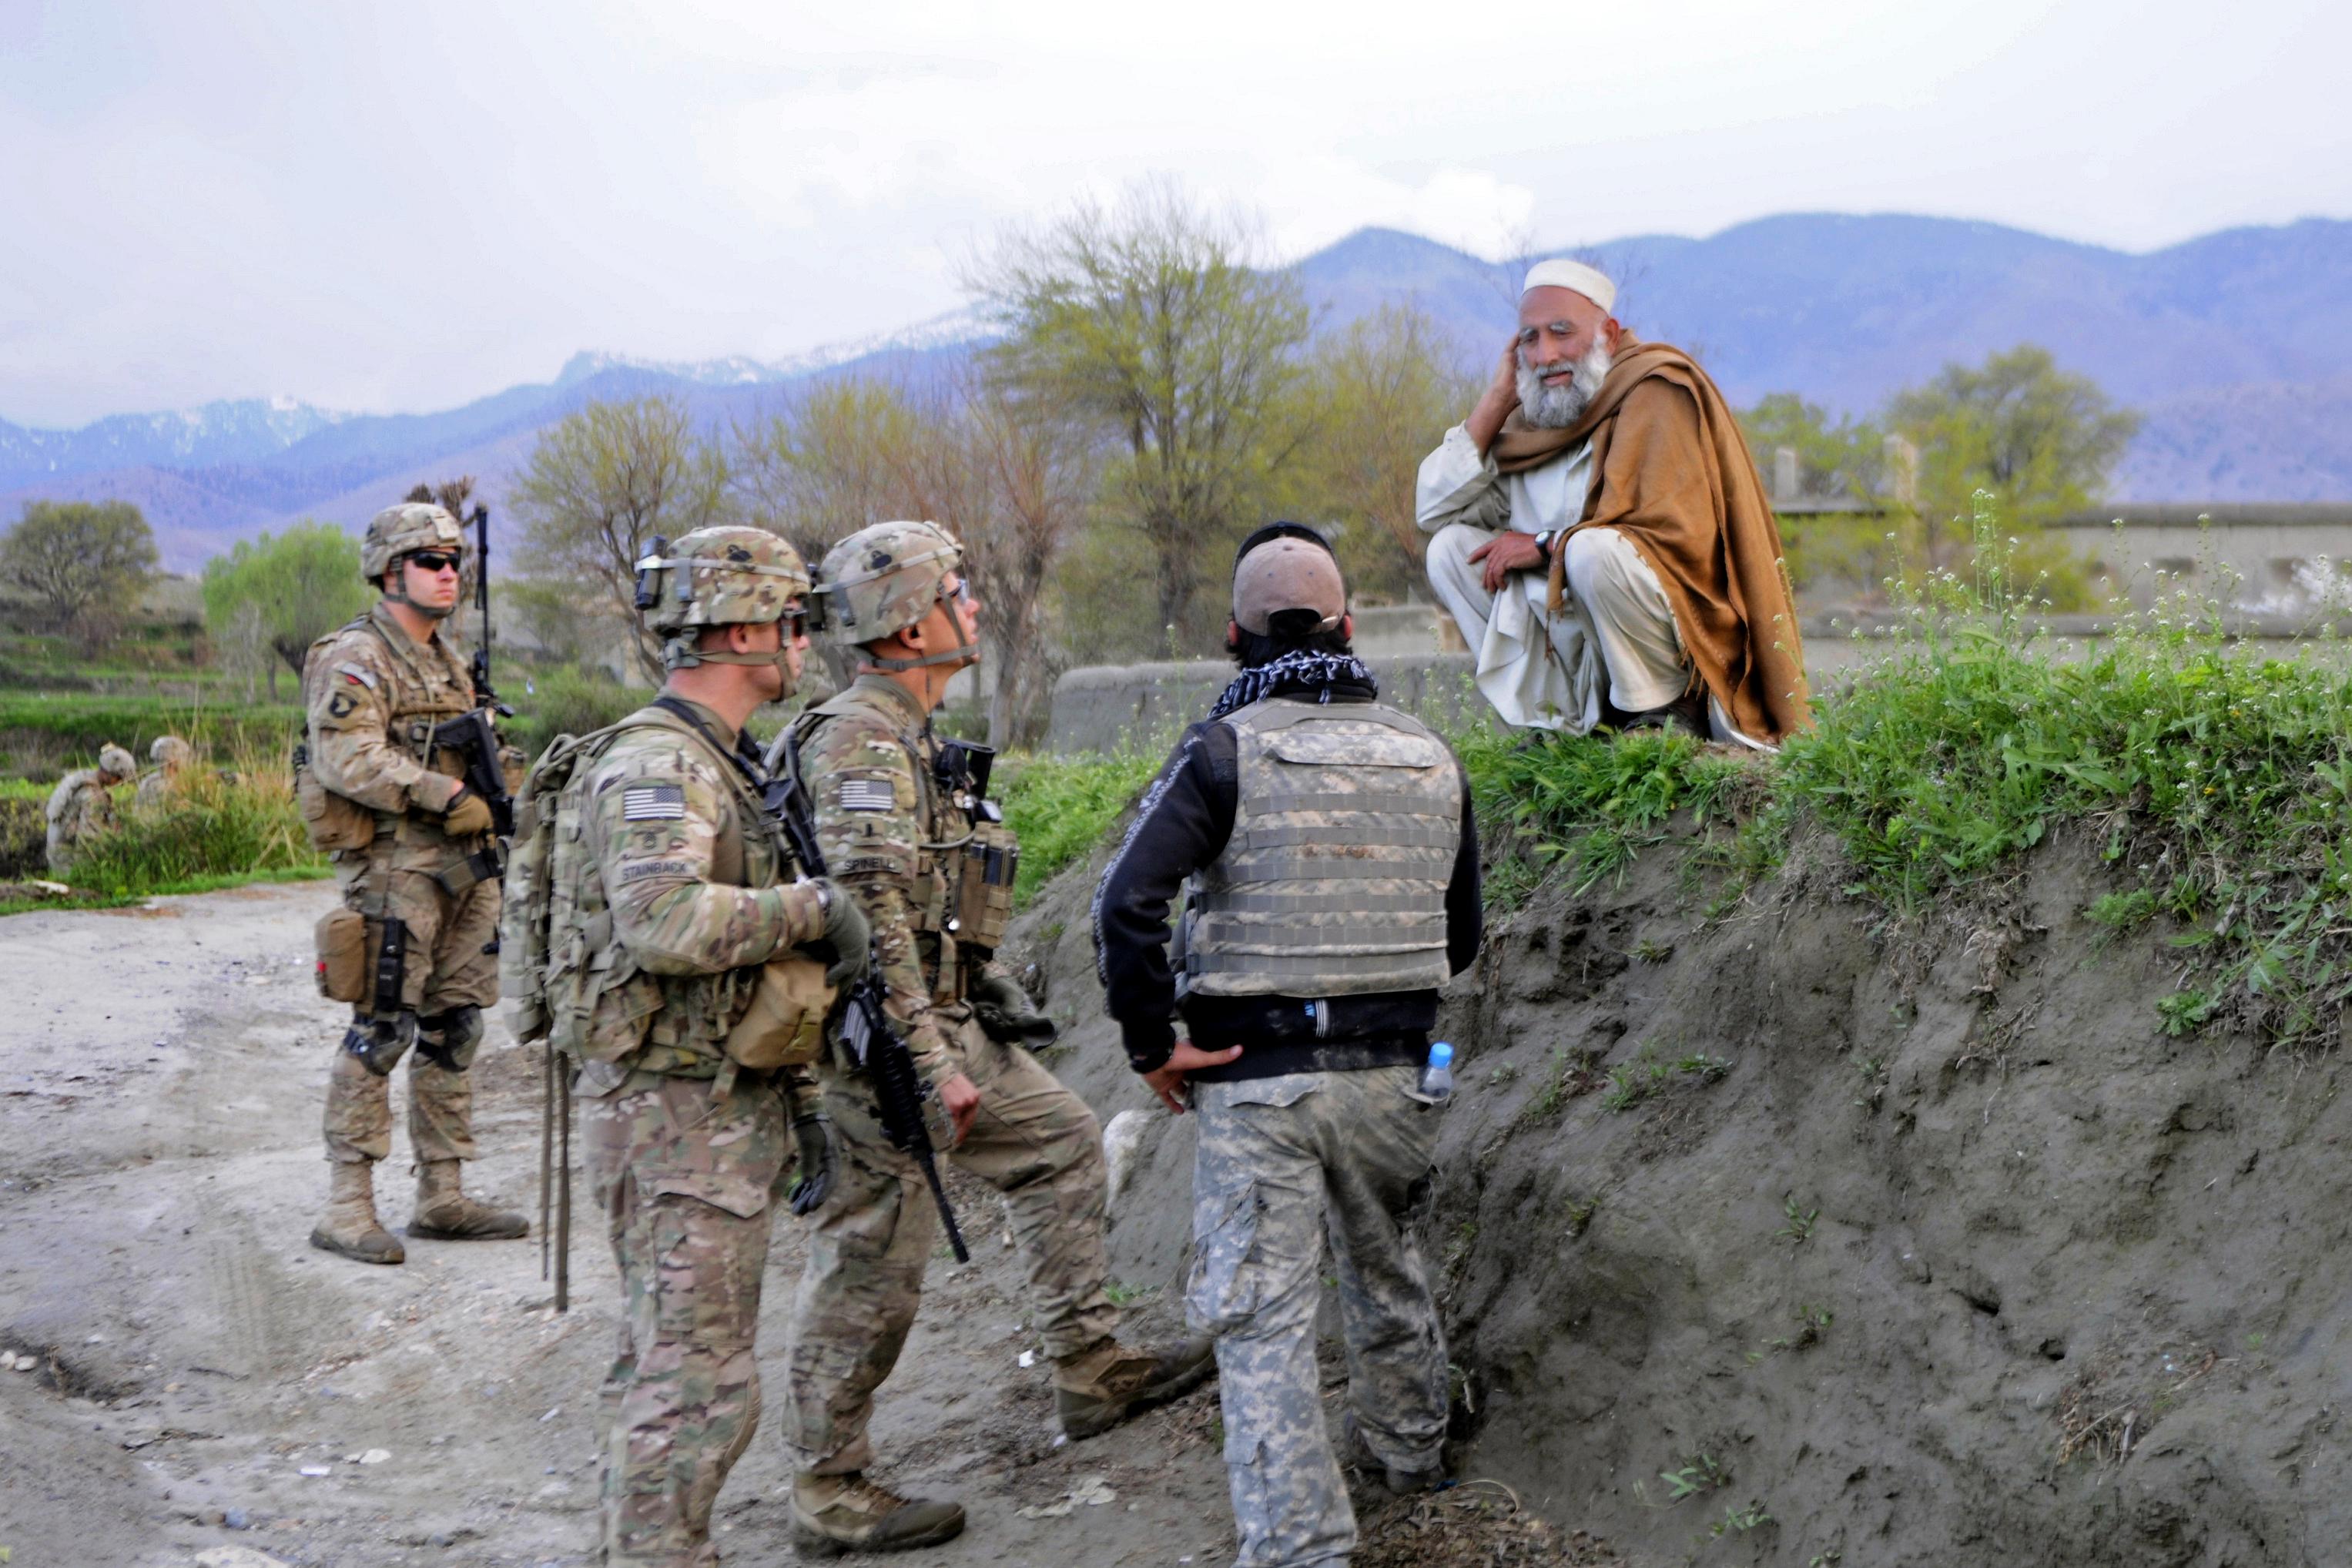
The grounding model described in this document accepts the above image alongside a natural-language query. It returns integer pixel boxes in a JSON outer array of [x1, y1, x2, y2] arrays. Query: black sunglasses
[[407, 551, 464, 574]]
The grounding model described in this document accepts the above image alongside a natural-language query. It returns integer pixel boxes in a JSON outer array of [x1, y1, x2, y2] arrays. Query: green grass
[[0, 863, 331, 918], [999, 750, 1164, 908], [0, 691, 305, 782]]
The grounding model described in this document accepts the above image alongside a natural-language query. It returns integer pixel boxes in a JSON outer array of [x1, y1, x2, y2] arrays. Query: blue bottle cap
[[1429, 1041, 1454, 1067]]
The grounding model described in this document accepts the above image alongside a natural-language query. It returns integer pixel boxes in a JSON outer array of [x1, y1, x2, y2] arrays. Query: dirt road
[[0, 881, 1241, 1567]]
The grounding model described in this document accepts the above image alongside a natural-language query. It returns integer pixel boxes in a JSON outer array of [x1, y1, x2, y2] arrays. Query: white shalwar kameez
[[1415, 423, 1763, 746]]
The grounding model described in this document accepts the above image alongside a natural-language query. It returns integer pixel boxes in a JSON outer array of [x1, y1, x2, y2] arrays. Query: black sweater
[[1090, 684, 1483, 1083]]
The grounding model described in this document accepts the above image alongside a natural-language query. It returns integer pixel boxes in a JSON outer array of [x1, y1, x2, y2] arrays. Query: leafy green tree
[[511, 395, 732, 682], [2, 499, 159, 635], [1888, 345, 2141, 544], [1292, 304, 1479, 601], [969, 180, 1315, 648], [1737, 394, 1888, 504], [201, 521, 374, 700]]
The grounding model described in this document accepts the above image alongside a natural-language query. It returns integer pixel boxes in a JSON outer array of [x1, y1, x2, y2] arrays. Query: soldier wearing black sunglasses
[[296, 500, 528, 1266]]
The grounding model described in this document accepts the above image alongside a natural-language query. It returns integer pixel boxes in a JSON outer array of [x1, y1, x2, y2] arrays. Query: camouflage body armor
[[789, 685, 1016, 1014], [504, 703, 828, 1077], [1179, 699, 1459, 1000]]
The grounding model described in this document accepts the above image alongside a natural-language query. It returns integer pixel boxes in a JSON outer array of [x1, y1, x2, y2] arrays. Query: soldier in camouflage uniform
[[513, 527, 871, 1568], [44, 742, 133, 876], [303, 501, 526, 1265], [782, 519, 1215, 1557], [1092, 524, 1486, 1568], [136, 734, 196, 812]]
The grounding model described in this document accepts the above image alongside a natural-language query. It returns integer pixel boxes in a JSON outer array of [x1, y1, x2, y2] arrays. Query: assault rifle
[[759, 725, 971, 1263], [431, 502, 515, 840]]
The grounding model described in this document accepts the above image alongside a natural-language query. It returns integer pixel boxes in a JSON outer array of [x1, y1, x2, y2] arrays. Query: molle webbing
[[1183, 699, 1459, 1000]]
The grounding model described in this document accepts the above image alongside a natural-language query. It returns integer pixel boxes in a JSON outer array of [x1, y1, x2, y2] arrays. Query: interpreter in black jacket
[[1089, 521, 1483, 1568]]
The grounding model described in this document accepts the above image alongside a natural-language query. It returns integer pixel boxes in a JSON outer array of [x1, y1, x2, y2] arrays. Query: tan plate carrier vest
[[1179, 697, 1459, 1000]]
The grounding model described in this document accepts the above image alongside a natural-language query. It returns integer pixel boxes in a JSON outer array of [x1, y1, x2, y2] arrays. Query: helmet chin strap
[[662, 635, 800, 699], [863, 587, 981, 672], [383, 582, 457, 619]]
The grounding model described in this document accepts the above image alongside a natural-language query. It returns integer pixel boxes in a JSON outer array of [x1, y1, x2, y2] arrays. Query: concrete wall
[[2052, 504, 2352, 611], [1043, 611, 2352, 754]]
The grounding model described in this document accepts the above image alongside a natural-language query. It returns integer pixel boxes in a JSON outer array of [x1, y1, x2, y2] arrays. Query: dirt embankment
[[1011, 822, 2352, 1568]]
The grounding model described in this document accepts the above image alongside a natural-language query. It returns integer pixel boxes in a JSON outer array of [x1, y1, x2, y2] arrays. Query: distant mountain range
[[4, 213, 2345, 570]]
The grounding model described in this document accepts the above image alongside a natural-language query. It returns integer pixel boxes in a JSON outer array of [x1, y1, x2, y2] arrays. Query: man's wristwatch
[[1533, 530, 1557, 561]]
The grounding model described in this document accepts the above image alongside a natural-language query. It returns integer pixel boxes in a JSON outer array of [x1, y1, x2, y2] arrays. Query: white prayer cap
[[1520, 258, 1617, 313]]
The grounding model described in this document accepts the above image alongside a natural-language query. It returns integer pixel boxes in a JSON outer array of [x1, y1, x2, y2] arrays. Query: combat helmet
[[814, 520, 975, 671], [632, 526, 814, 691], [150, 735, 195, 769], [97, 743, 136, 782], [361, 502, 465, 583]]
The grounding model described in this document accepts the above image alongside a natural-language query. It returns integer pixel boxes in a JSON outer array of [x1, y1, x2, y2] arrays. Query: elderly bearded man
[[1418, 260, 1810, 745]]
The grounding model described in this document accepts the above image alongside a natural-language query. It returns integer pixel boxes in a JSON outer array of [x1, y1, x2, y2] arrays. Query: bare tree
[[736, 373, 1100, 745], [510, 397, 732, 682], [1294, 304, 1481, 601], [967, 179, 1314, 648]]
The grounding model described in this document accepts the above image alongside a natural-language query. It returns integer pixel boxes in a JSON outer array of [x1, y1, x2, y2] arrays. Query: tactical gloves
[[814, 881, 873, 987], [971, 970, 1057, 1046], [787, 1088, 837, 1215], [442, 787, 494, 839]]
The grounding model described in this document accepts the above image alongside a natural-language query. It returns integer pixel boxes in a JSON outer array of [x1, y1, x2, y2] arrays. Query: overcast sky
[[3, 0, 2344, 427]]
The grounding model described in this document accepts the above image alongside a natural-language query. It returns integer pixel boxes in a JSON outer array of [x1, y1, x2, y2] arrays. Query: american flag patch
[[622, 783, 686, 821], [839, 779, 895, 813]]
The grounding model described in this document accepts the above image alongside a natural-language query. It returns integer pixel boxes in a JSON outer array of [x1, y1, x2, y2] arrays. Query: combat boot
[[789, 1472, 965, 1556], [308, 1160, 404, 1265], [1342, 1410, 1446, 1496], [405, 1160, 529, 1241], [1053, 1334, 1217, 1439]]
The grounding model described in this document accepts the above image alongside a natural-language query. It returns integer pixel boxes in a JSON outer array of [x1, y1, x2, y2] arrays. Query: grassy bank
[[1019, 543, 2352, 1050]]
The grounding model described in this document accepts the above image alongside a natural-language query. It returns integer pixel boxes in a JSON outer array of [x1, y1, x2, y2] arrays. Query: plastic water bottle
[[1418, 1041, 1456, 1104]]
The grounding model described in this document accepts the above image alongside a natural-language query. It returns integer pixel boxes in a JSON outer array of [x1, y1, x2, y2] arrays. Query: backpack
[[498, 722, 637, 1054]]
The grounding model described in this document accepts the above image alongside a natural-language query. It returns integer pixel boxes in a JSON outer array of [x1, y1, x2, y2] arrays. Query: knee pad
[[415, 1005, 484, 1071], [343, 1012, 417, 1077]]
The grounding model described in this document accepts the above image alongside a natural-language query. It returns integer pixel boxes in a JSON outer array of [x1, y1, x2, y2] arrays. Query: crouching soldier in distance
[[1094, 524, 1485, 1568], [136, 734, 198, 812], [45, 742, 134, 877], [780, 520, 1215, 1556], [501, 527, 871, 1568], [300, 501, 525, 1263]]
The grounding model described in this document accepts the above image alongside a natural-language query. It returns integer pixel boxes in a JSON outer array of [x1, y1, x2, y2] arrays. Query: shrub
[[67, 737, 321, 896], [505, 666, 648, 762]]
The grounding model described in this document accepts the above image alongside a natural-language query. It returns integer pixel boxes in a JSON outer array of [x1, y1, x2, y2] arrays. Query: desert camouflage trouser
[[582, 1069, 791, 1568], [1188, 1064, 1448, 1568], [321, 842, 500, 1166], [782, 1021, 1121, 1474], [321, 1050, 477, 1164]]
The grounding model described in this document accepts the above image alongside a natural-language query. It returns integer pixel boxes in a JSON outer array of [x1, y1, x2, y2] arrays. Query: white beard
[[1516, 339, 1615, 429]]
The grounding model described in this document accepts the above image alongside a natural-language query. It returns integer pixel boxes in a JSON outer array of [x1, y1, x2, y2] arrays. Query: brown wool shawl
[[1493, 336, 1812, 742]]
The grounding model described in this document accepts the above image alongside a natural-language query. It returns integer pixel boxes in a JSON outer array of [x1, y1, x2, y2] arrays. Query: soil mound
[[1008, 819, 2351, 1567]]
